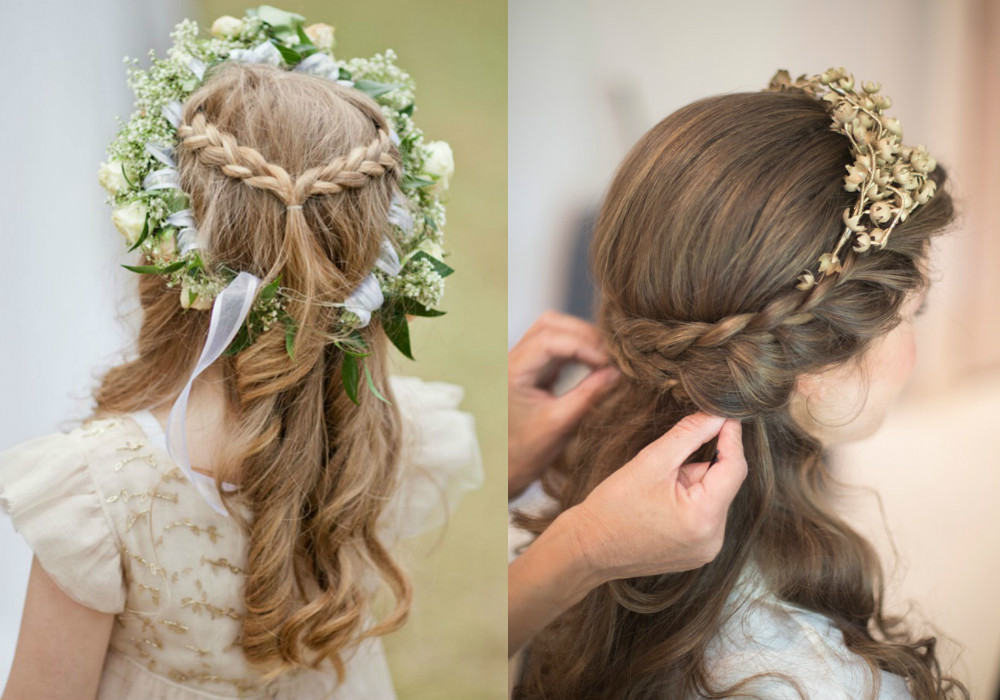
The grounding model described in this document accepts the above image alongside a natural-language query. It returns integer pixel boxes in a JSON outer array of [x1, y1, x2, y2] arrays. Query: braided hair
[[91, 61, 410, 683], [514, 90, 964, 699]]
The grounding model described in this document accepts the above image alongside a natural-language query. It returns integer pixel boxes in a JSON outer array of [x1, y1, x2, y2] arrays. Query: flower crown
[[99, 5, 455, 404], [764, 67, 938, 290]]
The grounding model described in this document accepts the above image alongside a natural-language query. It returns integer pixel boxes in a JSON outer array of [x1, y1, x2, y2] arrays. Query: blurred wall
[[0, 0, 193, 687], [509, 0, 1000, 696]]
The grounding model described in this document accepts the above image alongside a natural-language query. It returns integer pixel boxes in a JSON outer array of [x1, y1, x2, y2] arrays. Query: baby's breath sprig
[[766, 67, 938, 290]]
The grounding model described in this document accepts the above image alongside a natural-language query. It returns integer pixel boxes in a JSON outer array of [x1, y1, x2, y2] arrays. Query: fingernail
[[709, 449, 720, 466]]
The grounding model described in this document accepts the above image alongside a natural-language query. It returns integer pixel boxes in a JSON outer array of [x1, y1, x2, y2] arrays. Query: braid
[[177, 111, 398, 207], [605, 272, 852, 415]]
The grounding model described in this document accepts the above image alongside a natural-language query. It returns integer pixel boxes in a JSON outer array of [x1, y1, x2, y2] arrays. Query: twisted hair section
[[91, 61, 411, 683], [514, 90, 965, 699]]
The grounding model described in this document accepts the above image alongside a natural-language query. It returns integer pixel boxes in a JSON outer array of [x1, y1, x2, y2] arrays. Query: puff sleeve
[[380, 375, 484, 542], [0, 429, 127, 614]]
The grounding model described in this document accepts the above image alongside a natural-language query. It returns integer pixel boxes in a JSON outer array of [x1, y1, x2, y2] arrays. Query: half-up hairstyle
[[89, 61, 410, 682], [514, 90, 966, 699]]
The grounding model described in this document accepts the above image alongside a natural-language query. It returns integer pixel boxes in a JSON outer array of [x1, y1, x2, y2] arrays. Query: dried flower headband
[[764, 67, 938, 290], [98, 5, 456, 515]]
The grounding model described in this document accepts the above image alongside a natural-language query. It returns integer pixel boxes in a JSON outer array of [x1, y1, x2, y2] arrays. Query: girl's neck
[[148, 363, 230, 479]]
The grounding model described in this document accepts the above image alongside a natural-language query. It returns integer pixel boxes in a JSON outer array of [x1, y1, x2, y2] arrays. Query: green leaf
[[259, 274, 282, 303], [160, 260, 187, 273], [396, 296, 446, 317], [223, 323, 253, 356], [411, 250, 455, 278], [342, 353, 361, 404], [400, 102, 415, 117], [363, 363, 391, 404], [120, 263, 160, 274], [401, 174, 436, 191], [352, 79, 403, 100], [295, 23, 313, 46], [382, 307, 413, 360], [269, 39, 302, 65], [126, 212, 150, 252]]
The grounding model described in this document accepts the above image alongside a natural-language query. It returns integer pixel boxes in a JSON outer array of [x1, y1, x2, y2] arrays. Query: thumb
[[548, 365, 621, 430]]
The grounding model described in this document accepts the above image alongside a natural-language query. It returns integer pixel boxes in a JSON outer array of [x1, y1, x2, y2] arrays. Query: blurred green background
[[197, 2, 506, 698]]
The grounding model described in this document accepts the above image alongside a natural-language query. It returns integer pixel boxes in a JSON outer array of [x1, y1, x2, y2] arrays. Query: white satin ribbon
[[165, 271, 260, 516]]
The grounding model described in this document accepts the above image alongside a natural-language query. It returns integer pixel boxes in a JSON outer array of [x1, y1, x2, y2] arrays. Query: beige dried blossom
[[765, 66, 940, 289]]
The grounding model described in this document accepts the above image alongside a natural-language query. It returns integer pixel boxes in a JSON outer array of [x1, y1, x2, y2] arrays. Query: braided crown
[[765, 67, 938, 290], [177, 111, 398, 206]]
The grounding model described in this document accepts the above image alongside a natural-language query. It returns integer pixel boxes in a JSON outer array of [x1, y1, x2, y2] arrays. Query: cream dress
[[0, 375, 483, 700]]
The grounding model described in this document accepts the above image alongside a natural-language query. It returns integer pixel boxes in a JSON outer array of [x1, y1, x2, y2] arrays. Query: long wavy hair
[[87, 62, 410, 682], [513, 90, 966, 699]]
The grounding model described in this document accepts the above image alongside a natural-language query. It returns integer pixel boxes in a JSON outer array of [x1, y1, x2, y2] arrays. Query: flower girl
[[0, 7, 480, 699]]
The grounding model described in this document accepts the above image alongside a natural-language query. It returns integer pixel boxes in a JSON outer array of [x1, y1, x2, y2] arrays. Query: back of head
[[92, 61, 409, 682], [515, 89, 963, 699]]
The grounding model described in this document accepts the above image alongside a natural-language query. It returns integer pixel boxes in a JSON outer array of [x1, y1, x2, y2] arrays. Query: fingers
[[511, 326, 611, 386], [547, 365, 621, 429], [524, 310, 606, 349], [637, 412, 726, 478], [700, 419, 748, 504]]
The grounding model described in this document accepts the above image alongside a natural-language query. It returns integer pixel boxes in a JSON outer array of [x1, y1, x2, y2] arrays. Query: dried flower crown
[[99, 5, 456, 403], [765, 67, 938, 290]]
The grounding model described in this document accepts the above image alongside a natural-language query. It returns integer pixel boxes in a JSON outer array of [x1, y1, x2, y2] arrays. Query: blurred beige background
[[509, 0, 1000, 696], [0, 1, 505, 699]]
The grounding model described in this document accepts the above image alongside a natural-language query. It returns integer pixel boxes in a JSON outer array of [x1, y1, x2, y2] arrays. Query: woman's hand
[[508, 311, 620, 499], [562, 412, 748, 584], [508, 412, 747, 656]]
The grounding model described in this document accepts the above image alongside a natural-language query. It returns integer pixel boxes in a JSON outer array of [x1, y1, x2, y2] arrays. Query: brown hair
[[514, 90, 966, 699], [88, 62, 410, 682]]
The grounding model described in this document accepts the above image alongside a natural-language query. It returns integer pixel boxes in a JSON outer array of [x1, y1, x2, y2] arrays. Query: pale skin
[[508, 294, 926, 657]]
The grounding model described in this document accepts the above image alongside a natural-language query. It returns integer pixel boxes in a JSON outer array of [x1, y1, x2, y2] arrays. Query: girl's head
[[91, 62, 410, 682], [516, 89, 963, 698]]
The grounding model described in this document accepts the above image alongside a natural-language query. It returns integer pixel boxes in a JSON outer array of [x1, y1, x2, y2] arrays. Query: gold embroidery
[[165, 520, 222, 543], [161, 619, 189, 633], [184, 644, 213, 657], [200, 556, 247, 575], [163, 467, 185, 483], [128, 634, 162, 651], [117, 440, 144, 452], [180, 595, 243, 620], [171, 571, 179, 583], [121, 607, 157, 631], [81, 419, 122, 437], [120, 545, 166, 578], [112, 453, 158, 472], [125, 508, 150, 531], [106, 487, 178, 504], [135, 582, 161, 605], [166, 669, 258, 693]]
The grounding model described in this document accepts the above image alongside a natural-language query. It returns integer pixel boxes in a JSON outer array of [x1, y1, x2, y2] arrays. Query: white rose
[[111, 201, 147, 244], [98, 160, 129, 195], [211, 15, 244, 39], [180, 280, 214, 310], [304, 23, 336, 50], [423, 141, 454, 194], [417, 238, 445, 260]]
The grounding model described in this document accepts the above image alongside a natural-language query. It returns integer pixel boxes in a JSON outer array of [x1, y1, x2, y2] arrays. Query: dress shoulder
[[702, 567, 915, 700], [380, 375, 484, 542], [0, 419, 127, 614]]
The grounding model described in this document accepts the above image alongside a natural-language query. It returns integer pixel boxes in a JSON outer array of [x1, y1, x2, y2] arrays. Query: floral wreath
[[765, 67, 938, 291], [99, 5, 455, 404]]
